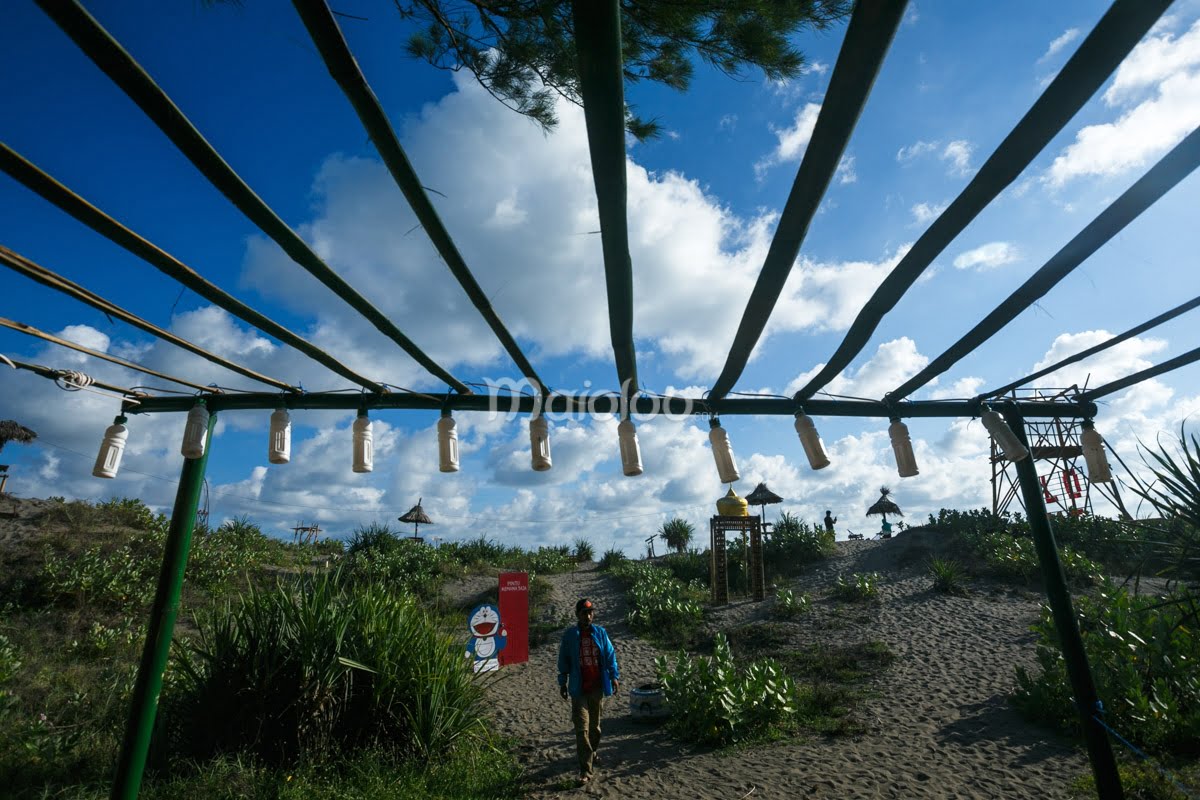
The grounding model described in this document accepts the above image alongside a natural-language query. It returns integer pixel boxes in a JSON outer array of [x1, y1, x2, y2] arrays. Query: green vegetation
[[658, 517, 695, 554], [771, 587, 811, 619], [928, 557, 968, 595], [609, 560, 704, 647], [831, 572, 882, 602], [766, 511, 835, 575], [572, 537, 595, 563]]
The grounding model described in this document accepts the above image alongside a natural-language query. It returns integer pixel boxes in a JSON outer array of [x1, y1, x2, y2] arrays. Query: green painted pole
[[1004, 408, 1122, 800], [110, 412, 216, 800]]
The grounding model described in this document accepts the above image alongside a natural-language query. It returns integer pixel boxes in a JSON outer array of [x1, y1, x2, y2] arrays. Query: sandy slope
[[477, 533, 1089, 799]]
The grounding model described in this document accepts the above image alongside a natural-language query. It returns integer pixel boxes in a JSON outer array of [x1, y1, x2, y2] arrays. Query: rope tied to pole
[[55, 369, 94, 391], [1092, 700, 1199, 799]]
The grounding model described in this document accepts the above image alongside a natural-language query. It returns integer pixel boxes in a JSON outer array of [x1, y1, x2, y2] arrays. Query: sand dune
[[478, 533, 1088, 799]]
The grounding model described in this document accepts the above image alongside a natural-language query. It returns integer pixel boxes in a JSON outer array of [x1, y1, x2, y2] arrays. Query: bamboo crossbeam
[[890, 125, 1200, 401], [123, 390, 1098, 420], [572, 0, 638, 402], [10, 357, 146, 398], [292, 0, 548, 396], [982, 293, 1200, 400], [1081, 345, 1200, 401], [1, 318, 220, 394], [34, 0, 471, 395], [0, 143, 388, 394], [792, 0, 1173, 404], [708, 0, 907, 401], [1, 246, 301, 393]]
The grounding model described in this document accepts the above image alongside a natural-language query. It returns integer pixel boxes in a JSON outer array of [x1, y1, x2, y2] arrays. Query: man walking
[[557, 598, 620, 785]]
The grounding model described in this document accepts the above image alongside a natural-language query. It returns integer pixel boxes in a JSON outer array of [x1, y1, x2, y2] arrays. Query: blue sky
[[2, 1, 1199, 553]]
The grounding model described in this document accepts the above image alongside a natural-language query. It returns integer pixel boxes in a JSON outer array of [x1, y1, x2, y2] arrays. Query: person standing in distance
[[824, 510, 838, 537], [557, 598, 620, 785]]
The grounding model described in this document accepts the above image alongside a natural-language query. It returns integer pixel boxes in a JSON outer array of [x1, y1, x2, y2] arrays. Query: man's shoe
[[578, 774, 590, 786]]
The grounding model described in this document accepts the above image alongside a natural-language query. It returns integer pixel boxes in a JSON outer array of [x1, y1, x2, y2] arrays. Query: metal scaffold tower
[[990, 389, 1127, 518]]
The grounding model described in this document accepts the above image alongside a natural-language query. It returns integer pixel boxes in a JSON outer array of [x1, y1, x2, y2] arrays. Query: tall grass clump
[[765, 512, 834, 577], [656, 633, 797, 746], [928, 557, 968, 595], [610, 560, 703, 646], [597, 548, 627, 571], [573, 538, 595, 563], [162, 571, 488, 766]]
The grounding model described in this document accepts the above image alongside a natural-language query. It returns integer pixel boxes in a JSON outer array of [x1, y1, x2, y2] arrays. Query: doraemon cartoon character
[[465, 602, 507, 673]]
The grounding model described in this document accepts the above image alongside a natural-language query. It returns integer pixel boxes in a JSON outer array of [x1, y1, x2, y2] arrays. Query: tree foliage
[[209, 1, 849, 140], [659, 516, 694, 553]]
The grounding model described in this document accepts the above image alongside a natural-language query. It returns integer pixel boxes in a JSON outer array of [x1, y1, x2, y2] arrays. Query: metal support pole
[[1004, 408, 1122, 800], [110, 413, 216, 800]]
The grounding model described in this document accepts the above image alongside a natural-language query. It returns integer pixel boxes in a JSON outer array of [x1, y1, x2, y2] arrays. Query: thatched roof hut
[[398, 498, 434, 538], [866, 486, 903, 519], [0, 421, 36, 455]]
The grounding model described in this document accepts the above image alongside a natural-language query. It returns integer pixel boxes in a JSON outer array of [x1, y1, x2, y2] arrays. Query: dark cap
[[575, 598, 594, 613]]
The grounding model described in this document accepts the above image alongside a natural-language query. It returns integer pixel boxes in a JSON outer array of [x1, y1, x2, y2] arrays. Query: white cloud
[[836, 154, 857, 185], [1039, 28, 1081, 64], [941, 140, 974, 176], [784, 337, 930, 401], [756, 102, 821, 175], [897, 140, 938, 162], [911, 200, 949, 225], [929, 376, 985, 400], [718, 114, 737, 132], [952, 241, 1021, 271], [1046, 19, 1200, 188]]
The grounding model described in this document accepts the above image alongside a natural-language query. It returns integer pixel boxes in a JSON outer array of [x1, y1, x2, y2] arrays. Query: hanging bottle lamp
[[888, 418, 919, 478], [708, 417, 740, 484], [617, 417, 642, 476], [529, 411, 552, 472], [981, 408, 1028, 462], [181, 399, 209, 459], [438, 409, 460, 473], [794, 411, 831, 470], [93, 414, 128, 479], [1080, 419, 1112, 483], [352, 409, 373, 473], [268, 407, 291, 465]]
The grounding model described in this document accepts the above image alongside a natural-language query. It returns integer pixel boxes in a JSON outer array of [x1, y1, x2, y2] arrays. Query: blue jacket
[[558, 624, 620, 697]]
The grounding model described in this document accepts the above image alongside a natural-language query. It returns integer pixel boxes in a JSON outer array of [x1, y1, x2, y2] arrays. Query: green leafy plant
[[611, 561, 704, 646], [597, 548, 627, 571], [659, 518, 695, 554], [656, 633, 797, 746], [928, 557, 968, 595], [832, 572, 881, 602], [772, 587, 811, 619], [766, 511, 834, 576], [572, 538, 595, 563]]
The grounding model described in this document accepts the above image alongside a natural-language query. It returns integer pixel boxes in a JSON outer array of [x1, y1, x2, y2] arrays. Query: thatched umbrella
[[866, 486, 903, 523], [398, 498, 434, 538], [744, 482, 784, 524], [0, 420, 37, 455]]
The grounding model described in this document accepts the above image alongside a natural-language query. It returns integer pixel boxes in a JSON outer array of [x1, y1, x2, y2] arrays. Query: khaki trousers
[[571, 688, 604, 777]]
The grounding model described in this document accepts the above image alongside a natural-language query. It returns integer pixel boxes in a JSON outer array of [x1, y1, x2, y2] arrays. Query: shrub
[[766, 512, 833, 576], [928, 558, 968, 595], [1014, 582, 1200, 756], [659, 518, 694, 554], [656, 633, 797, 746], [526, 545, 575, 575], [573, 538, 595, 563], [597, 548, 627, 571], [346, 537, 445, 598], [163, 571, 487, 766], [832, 572, 881, 602], [347, 522, 402, 556], [772, 587, 811, 619], [611, 561, 703, 646]]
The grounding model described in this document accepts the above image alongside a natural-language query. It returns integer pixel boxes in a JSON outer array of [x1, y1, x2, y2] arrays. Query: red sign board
[[497, 571, 529, 666]]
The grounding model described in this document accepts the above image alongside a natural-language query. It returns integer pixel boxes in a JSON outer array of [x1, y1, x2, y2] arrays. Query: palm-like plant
[[0, 420, 36, 455], [659, 517, 695, 554]]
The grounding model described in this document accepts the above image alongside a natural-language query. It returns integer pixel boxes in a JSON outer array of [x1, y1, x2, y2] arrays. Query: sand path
[[479, 533, 1089, 799]]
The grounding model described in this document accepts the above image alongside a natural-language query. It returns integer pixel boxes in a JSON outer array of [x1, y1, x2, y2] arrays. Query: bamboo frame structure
[[8, 1, 1200, 798]]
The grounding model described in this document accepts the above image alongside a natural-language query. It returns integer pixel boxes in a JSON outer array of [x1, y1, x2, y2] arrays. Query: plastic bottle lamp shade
[[617, 418, 643, 476], [93, 415, 128, 479], [181, 400, 209, 459], [708, 417, 740, 484], [794, 412, 831, 470], [352, 410, 373, 473], [1081, 421, 1112, 483], [269, 407, 291, 465], [438, 410, 460, 473], [529, 415, 552, 472], [888, 418, 919, 478], [981, 409, 1029, 462]]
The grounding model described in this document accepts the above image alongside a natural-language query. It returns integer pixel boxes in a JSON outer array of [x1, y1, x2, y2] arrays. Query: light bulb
[[888, 418, 919, 478], [794, 412, 831, 470], [181, 401, 209, 459], [269, 407, 291, 465], [93, 415, 128, 479], [981, 409, 1029, 462], [530, 415, 552, 472], [1081, 423, 1111, 483], [352, 410, 373, 473], [708, 418, 740, 484], [617, 418, 642, 476], [437, 410, 460, 473]]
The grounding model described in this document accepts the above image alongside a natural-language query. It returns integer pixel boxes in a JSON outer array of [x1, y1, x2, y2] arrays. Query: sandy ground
[[475, 533, 1090, 799]]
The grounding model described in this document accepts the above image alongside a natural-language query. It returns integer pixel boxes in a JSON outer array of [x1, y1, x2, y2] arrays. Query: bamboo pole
[[110, 412, 216, 800], [1004, 408, 1123, 800]]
